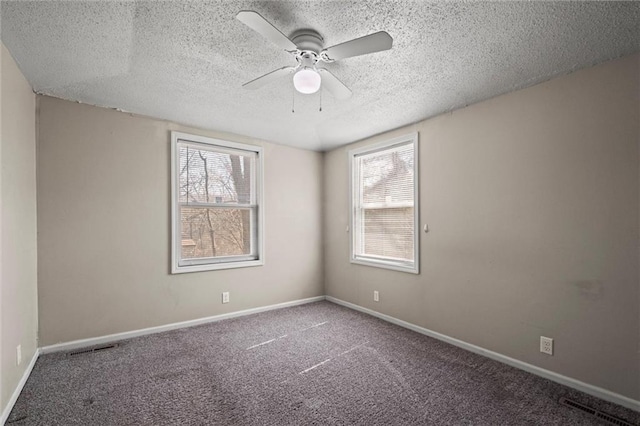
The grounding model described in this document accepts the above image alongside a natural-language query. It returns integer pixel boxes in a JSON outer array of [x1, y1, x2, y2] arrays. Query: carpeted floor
[[7, 301, 640, 425]]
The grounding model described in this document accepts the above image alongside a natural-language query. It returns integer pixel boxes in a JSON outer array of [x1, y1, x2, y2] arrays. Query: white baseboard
[[325, 296, 640, 413], [1, 348, 40, 426], [40, 296, 326, 355]]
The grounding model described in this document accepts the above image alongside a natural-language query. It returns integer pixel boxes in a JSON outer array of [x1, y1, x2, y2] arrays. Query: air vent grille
[[68, 343, 118, 356], [559, 397, 633, 426]]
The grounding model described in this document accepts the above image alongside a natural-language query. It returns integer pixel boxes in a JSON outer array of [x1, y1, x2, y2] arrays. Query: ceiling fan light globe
[[293, 68, 321, 94]]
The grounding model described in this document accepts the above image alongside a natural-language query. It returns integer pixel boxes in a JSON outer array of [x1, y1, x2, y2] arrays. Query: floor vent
[[68, 343, 119, 356], [559, 397, 633, 426]]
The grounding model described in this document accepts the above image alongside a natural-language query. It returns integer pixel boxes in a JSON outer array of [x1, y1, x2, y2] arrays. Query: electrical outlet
[[540, 336, 553, 355], [16, 345, 22, 366], [222, 292, 230, 304], [373, 291, 379, 302]]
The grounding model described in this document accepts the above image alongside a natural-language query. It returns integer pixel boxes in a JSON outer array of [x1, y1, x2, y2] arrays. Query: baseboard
[[1, 348, 40, 426], [325, 296, 640, 413], [40, 296, 326, 355]]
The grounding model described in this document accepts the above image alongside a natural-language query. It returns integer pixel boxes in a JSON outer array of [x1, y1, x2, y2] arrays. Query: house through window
[[350, 133, 419, 273], [171, 132, 263, 273]]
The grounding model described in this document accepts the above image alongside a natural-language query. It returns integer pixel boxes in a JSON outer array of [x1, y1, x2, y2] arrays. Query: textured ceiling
[[2, 1, 639, 151]]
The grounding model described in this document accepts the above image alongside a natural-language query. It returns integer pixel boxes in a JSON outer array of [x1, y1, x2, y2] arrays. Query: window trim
[[348, 132, 419, 274], [170, 131, 264, 274]]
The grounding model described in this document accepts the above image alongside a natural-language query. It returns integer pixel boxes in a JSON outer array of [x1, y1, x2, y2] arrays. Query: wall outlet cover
[[540, 336, 553, 355]]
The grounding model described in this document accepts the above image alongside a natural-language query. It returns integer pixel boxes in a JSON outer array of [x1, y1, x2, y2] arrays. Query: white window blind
[[171, 132, 263, 273], [350, 134, 419, 273]]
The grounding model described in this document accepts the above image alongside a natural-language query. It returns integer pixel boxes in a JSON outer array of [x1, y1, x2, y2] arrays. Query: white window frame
[[349, 133, 419, 274], [171, 131, 264, 274]]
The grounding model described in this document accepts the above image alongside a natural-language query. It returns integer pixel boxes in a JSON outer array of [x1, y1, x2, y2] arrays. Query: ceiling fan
[[236, 11, 393, 100]]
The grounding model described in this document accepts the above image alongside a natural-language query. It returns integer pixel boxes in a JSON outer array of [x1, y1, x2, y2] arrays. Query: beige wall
[[36, 96, 324, 346], [0, 43, 38, 413], [324, 54, 640, 400]]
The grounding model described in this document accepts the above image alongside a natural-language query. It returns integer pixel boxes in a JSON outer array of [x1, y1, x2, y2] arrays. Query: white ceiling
[[2, 1, 639, 151]]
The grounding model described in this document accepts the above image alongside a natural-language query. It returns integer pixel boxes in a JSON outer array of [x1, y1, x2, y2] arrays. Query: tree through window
[[171, 132, 263, 273]]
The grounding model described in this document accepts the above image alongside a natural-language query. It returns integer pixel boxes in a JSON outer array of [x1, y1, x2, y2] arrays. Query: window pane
[[362, 207, 414, 261], [180, 207, 253, 259], [360, 143, 413, 206], [351, 136, 418, 272], [172, 133, 263, 273], [178, 144, 254, 205]]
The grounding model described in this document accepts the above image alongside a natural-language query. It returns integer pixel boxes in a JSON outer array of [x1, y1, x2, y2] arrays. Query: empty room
[[1, 1, 639, 425]]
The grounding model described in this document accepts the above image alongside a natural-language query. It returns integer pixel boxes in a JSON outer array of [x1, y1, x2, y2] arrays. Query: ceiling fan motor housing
[[290, 29, 324, 53]]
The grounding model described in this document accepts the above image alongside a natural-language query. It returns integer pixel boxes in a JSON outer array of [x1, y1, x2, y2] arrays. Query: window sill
[[172, 259, 264, 274], [350, 257, 419, 274]]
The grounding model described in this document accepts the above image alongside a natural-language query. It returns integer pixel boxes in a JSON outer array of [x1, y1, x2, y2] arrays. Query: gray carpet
[[7, 301, 640, 425]]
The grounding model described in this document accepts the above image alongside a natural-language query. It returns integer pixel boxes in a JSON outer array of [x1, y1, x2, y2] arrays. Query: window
[[349, 133, 419, 273], [171, 132, 263, 273]]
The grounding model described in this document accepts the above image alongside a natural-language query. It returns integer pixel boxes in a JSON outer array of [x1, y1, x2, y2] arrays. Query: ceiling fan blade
[[236, 11, 297, 52], [321, 31, 393, 61], [242, 67, 295, 90], [318, 69, 352, 99]]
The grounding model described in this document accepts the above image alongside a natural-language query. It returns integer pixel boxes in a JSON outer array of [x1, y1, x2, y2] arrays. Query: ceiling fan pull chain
[[292, 86, 295, 113], [319, 89, 322, 112]]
